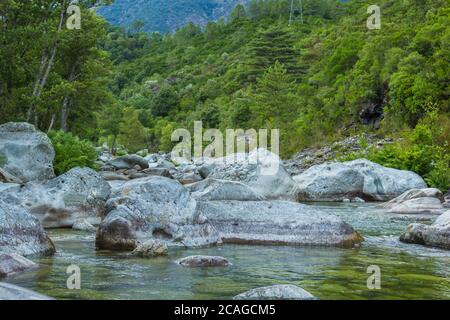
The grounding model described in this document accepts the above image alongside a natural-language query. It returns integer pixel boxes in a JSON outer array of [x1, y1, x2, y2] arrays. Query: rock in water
[[206, 148, 298, 200], [186, 178, 265, 201], [379, 188, 445, 214], [96, 176, 221, 251], [108, 154, 149, 170], [293, 163, 365, 202], [176, 255, 232, 267], [234, 285, 315, 300], [72, 219, 97, 232], [0, 253, 37, 278], [344, 159, 427, 201], [0, 283, 52, 300], [19, 167, 111, 228], [0, 198, 55, 256], [131, 240, 168, 257], [196, 200, 362, 248], [400, 210, 450, 249], [0, 122, 55, 183]]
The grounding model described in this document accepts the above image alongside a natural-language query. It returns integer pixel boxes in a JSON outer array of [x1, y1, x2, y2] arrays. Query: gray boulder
[[108, 155, 149, 170], [0, 197, 55, 256], [380, 188, 445, 214], [187, 179, 265, 201], [196, 200, 362, 248], [0, 253, 37, 278], [131, 240, 168, 257], [176, 255, 232, 267], [19, 167, 111, 228], [0, 122, 55, 183], [293, 163, 365, 202], [72, 219, 97, 232], [234, 284, 315, 300], [207, 149, 298, 200], [400, 210, 450, 249], [96, 176, 221, 251], [344, 159, 427, 201], [0, 283, 52, 300]]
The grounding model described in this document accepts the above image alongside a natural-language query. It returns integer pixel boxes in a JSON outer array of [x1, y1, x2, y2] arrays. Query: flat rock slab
[[196, 200, 362, 248], [176, 255, 232, 267], [0, 253, 37, 278], [187, 178, 265, 201], [0, 283, 52, 300], [234, 285, 315, 300]]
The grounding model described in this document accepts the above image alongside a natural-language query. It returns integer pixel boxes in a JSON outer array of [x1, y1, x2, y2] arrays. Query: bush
[[48, 131, 98, 176]]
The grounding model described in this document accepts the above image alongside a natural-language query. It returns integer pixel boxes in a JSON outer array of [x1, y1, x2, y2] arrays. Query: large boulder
[[108, 155, 149, 170], [234, 285, 315, 300], [18, 167, 111, 228], [186, 179, 265, 201], [344, 159, 427, 201], [379, 188, 445, 214], [400, 210, 450, 249], [0, 253, 37, 278], [0, 122, 55, 183], [293, 163, 365, 202], [96, 176, 221, 251], [0, 283, 52, 300], [196, 200, 362, 248], [206, 149, 298, 200], [0, 197, 55, 257]]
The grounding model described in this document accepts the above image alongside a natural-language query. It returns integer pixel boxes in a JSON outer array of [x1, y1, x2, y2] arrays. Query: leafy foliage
[[48, 130, 98, 175]]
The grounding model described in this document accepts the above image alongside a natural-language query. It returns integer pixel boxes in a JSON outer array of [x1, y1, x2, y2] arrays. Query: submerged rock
[[0, 122, 55, 183], [131, 240, 168, 257], [234, 284, 315, 300], [400, 210, 450, 249], [207, 149, 298, 200], [0, 198, 55, 256], [176, 255, 232, 267], [96, 176, 221, 251], [196, 200, 362, 248], [380, 188, 445, 214], [293, 163, 365, 202], [186, 178, 265, 201], [344, 159, 427, 201], [19, 167, 111, 228], [0, 283, 52, 300], [0, 253, 37, 278]]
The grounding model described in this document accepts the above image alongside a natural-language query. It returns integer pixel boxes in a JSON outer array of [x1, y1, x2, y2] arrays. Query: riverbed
[[4, 203, 450, 300]]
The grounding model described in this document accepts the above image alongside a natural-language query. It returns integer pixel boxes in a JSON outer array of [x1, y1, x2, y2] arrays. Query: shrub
[[48, 131, 98, 176]]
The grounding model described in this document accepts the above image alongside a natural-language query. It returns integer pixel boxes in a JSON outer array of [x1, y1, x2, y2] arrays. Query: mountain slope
[[97, 0, 249, 33]]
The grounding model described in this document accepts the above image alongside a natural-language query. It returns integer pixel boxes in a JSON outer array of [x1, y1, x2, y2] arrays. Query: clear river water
[[4, 203, 450, 300]]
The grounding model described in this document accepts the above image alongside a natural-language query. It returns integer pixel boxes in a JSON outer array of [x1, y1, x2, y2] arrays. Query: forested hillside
[[97, 0, 250, 33], [0, 0, 449, 189]]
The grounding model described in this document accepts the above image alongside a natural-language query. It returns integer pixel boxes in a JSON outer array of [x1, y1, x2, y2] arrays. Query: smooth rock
[[96, 176, 221, 251], [19, 168, 111, 228], [101, 172, 130, 181], [344, 159, 427, 201], [0, 253, 37, 278], [400, 210, 450, 249], [207, 149, 298, 200], [108, 155, 149, 170], [0, 197, 55, 256], [0, 283, 52, 300], [142, 167, 173, 178], [177, 172, 203, 185], [0, 122, 55, 183], [131, 240, 168, 257], [72, 219, 97, 232], [186, 178, 265, 201], [293, 163, 365, 202], [196, 200, 362, 248], [234, 285, 315, 300], [380, 188, 445, 214], [176, 255, 231, 267]]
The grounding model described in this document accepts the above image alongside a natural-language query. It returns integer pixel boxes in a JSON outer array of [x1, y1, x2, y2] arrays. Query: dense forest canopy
[[0, 0, 449, 189]]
